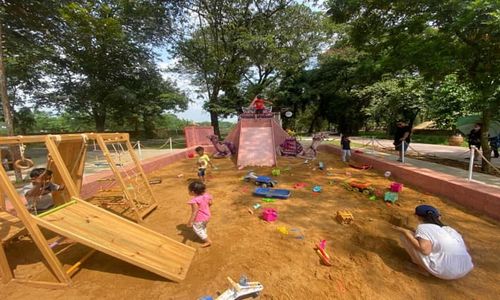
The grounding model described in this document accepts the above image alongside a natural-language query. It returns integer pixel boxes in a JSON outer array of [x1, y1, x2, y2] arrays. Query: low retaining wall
[[81, 146, 213, 199], [319, 145, 500, 221]]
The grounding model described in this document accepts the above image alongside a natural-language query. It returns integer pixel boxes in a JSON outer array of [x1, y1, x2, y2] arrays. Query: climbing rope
[[473, 148, 500, 175]]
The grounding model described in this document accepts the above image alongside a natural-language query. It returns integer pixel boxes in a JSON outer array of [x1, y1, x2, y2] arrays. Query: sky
[[157, 0, 327, 123], [158, 59, 217, 122]]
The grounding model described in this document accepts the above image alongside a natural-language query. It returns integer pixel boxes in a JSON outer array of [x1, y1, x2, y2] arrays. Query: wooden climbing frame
[[0, 133, 193, 287]]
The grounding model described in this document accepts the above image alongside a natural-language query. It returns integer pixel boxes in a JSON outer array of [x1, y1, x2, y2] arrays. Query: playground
[[1, 149, 500, 299]]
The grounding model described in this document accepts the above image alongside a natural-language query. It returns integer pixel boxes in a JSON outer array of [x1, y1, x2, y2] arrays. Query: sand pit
[[1, 153, 500, 299]]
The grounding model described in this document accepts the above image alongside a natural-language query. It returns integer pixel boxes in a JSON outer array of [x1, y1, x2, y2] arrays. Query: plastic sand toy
[[215, 276, 264, 300]]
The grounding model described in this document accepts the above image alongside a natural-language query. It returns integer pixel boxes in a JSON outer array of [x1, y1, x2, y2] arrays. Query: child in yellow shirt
[[195, 146, 214, 182]]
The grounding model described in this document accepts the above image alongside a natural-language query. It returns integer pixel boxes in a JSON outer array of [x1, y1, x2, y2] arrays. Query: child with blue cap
[[392, 204, 473, 279]]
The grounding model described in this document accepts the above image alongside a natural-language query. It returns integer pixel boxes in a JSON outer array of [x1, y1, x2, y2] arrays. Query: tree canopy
[[1, 0, 187, 134], [174, 0, 326, 136]]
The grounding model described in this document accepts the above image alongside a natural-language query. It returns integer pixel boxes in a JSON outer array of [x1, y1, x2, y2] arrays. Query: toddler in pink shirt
[[187, 180, 213, 247]]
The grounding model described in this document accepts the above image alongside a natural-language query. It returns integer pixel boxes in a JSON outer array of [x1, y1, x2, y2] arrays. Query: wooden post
[[0, 241, 13, 283], [0, 189, 5, 210]]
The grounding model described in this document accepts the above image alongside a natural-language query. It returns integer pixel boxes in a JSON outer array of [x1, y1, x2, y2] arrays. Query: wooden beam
[[0, 133, 130, 145], [66, 249, 96, 277], [11, 279, 69, 289], [0, 162, 71, 284], [45, 136, 79, 198]]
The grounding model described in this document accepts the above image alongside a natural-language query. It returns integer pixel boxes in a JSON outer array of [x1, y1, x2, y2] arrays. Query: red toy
[[315, 240, 332, 266], [292, 182, 308, 189]]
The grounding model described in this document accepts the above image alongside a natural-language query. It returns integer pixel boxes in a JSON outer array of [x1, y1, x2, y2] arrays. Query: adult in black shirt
[[394, 121, 411, 162], [467, 123, 481, 150]]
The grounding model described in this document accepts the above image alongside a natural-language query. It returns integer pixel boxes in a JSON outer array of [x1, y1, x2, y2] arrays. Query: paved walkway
[[348, 137, 500, 189]]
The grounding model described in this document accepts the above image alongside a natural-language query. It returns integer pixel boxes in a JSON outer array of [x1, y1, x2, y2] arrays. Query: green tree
[[327, 0, 500, 168], [1, 0, 187, 132], [175, 0, 325, 136], [428, 74, 478, 129], [274, 46, 380, 134], [45, 1, 186, 131], [359, 72, 430, 133], [13, 107, 36, 134]]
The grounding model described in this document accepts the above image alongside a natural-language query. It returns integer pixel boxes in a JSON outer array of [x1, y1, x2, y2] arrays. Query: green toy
[[272, 168, 281, 176], [262, 198, 276, 203], [384, 192, 398, 203]]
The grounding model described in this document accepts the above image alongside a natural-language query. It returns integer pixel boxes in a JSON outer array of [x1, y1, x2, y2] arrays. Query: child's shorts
[[198, 168, 206, 177], [192, 221, 208, 240]]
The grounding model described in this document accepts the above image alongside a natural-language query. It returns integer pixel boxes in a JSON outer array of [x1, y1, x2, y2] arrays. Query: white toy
[[216, 276, 264, 300]]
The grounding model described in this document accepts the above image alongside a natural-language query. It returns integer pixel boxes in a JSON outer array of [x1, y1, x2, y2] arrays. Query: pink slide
[[224, 117, 290, 168], [237, 119, 277, 168]]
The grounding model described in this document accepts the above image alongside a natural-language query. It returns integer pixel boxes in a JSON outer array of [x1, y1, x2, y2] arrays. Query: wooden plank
[[49, 138, 87, 205], [45, 136, 78, 198], [0, 162, 71, 284], [72, 141, 87, 195], [0, 211, 26, 243], [35, 199, 196, 282]]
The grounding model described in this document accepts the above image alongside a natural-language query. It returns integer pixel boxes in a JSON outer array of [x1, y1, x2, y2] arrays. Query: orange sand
[[1, 153, 500, 299]]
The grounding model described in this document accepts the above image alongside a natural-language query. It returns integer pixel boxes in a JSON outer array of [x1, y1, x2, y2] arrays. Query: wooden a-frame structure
[[0, 134, 195, 287]]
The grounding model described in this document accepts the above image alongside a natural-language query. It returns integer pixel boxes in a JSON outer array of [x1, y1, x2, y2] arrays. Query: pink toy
[[261, 208, 278, 222], [390, 182, 404, 192]]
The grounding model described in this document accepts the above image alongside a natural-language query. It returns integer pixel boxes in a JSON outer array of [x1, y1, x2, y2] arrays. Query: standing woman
[[393, 205, 474, 280]]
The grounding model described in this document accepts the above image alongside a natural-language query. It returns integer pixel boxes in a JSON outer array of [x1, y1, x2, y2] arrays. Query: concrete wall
[[319, 145, 500, 221]]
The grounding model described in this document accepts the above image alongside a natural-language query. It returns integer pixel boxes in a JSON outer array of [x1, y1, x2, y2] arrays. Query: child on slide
[[187, 180, 213, 247]]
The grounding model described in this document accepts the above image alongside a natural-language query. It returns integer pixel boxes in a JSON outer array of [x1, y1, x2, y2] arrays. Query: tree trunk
[[308, 114, 318, 134], [0, 22, 22, 181], [210, 111, 220, 138], [142, 114, 156, 139], [93, 113, 106, 132], [207, 87, 221, 137]]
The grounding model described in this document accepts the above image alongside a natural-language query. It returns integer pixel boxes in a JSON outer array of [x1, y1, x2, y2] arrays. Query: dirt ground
[[1, 152, 500, 299]]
